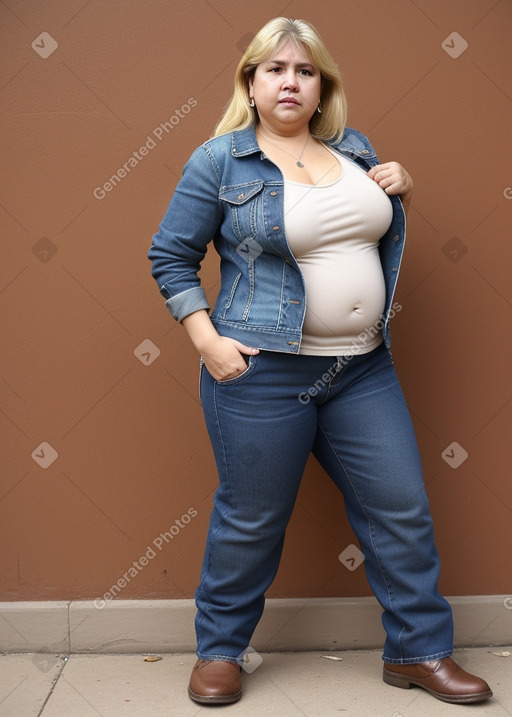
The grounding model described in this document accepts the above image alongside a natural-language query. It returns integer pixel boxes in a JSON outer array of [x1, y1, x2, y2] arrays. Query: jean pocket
[[215, 355, 256, 386]]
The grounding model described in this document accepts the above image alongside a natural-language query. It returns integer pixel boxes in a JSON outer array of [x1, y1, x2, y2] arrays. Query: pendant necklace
[[262, 132, 310, 168]]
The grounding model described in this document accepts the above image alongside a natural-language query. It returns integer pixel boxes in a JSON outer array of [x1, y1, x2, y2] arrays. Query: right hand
[[201, 336, 259, 382]]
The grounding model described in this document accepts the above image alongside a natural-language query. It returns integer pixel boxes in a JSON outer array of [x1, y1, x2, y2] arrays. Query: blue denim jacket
[[148, 125, 406, 353]]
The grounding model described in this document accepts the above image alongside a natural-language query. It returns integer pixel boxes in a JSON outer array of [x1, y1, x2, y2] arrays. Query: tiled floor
[[1, 647, 510, 717]]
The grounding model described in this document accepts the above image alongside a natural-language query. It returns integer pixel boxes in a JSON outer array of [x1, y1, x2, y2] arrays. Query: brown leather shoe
[[383, 656, 492, 704], [188, 658, 242, 704]]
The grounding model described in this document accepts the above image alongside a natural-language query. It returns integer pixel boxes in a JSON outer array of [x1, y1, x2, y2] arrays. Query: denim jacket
[[148, 124, 406, 353]]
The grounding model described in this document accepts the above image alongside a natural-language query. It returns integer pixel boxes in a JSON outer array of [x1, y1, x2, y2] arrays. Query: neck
[[256, 121, 311, 144]]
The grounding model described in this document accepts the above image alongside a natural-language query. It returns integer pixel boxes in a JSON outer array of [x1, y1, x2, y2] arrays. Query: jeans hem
[[197, 652, 242, 664], [382, 648, 453, 665]]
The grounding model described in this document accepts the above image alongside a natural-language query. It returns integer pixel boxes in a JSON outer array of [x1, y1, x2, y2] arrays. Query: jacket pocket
[[219, 180, 264, 242], [219, 263, 254, 322]]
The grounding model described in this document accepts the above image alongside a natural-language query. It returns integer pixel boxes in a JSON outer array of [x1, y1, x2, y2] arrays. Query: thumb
[[232, 340, 259, 356]]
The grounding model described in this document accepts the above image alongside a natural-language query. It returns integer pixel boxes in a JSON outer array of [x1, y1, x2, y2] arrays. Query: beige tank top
[[284, 147, 393, 356]]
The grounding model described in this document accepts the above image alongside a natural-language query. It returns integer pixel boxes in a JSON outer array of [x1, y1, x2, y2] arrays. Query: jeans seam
[[324, 357, 344, 401], [195, 381, 231, 655], [212, 381, 231, 518], [382, 649, 453, 665], [199, 382, 233, 605], [317, 421, 406, 658]]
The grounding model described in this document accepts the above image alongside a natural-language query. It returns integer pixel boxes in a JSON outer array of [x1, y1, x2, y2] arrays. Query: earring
[[317, 101, 322, 114], [249, 97, 255, 108]]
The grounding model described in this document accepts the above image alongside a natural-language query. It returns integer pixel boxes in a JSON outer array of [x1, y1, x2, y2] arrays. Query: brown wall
[[1, 1, 511, 603]]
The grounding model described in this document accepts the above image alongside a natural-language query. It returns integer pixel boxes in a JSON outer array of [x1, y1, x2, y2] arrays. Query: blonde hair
[[213, 17, 347, 142]]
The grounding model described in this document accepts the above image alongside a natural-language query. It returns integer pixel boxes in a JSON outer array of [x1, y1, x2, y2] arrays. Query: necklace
[[260, 132, 310, 168]]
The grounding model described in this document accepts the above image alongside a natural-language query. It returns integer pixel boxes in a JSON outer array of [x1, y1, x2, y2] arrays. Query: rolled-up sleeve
[[148, 143, 222, 321]]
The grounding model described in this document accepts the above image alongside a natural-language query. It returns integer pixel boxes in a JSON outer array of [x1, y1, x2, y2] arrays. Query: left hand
[[367, 162, 413, 198]]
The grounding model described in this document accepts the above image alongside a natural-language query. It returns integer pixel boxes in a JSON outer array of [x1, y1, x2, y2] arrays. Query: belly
[[300, 246, 387, 340]]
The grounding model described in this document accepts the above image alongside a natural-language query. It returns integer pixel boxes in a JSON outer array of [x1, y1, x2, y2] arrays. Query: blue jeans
[[195, 342, 453, 664]]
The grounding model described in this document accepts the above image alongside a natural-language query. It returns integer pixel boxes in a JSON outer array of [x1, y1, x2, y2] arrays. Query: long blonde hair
[[213, 17, 347, 142]]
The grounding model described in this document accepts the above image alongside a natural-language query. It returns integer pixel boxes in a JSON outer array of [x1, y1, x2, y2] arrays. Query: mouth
[[279, 97, 299, 105]]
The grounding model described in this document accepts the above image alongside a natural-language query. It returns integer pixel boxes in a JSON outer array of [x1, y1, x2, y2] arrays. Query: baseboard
[[0, 596, 510, 654]]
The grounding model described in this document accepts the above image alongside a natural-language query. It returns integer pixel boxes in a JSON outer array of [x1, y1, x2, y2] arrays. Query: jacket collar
[[231, 125, 261, 157], [230, 124, 368, 158]]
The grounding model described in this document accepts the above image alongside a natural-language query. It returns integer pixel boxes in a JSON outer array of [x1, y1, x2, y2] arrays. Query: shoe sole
[[383, 667, 493, 704], [188, 686, 242, 704]]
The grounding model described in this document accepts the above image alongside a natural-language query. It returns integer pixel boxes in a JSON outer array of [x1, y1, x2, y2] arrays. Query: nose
[[281, 70, 299, 91]]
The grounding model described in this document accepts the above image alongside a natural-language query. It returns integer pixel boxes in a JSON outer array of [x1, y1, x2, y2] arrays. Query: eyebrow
[[265, 60, 316, 70]]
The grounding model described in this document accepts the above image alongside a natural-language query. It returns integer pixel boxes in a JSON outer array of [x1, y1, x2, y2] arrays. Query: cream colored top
[[284, 148, 393, 356]]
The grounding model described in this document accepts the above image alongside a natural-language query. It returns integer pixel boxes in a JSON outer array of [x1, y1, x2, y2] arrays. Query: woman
[[148, 17, 492, 706]]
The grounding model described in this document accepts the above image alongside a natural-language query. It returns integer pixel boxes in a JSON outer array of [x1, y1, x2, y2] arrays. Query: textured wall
[[1, 0, 511, 603]]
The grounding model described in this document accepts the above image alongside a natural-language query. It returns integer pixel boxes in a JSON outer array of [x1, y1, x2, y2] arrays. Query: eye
[[299, 69, 313, 76]]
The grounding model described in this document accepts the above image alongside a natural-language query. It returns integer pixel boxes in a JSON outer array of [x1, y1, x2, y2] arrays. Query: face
[[248, 39, 322, 134]]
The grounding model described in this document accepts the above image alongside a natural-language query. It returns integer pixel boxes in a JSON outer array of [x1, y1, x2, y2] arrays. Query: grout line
[[36, 655, 69, 717]]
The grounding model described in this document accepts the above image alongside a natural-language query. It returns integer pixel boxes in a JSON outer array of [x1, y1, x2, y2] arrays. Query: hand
[[201, 336, 259, 382], [181, 310, 260, 382], [367, 162, 413, 200]]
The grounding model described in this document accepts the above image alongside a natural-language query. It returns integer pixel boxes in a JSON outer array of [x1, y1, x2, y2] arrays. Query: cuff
[[165, 287, 210, 322]]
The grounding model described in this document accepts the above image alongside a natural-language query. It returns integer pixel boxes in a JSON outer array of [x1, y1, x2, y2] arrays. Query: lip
[[279, 97, 299, 105]]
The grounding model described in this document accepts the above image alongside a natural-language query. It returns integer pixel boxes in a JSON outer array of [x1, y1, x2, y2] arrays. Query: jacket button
[[361, 149, 370, 154], [272, 225, 279, 231], [237, 193, 244, 200], [392, 266, 398, 271], [393, 234, 399, 241], [270, 191, 277, 196]]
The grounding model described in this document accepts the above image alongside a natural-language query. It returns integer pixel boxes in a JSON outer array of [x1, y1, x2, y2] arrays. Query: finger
[[372, 169, 394, 185], [233, 340, 259, 356], [383, 181, 403, 195], [367, 164, 385, 179], [375, 175, 395, 189]]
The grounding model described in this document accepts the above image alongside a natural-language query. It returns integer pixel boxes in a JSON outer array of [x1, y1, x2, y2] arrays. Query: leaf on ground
[[488, 650, 510, 657]]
